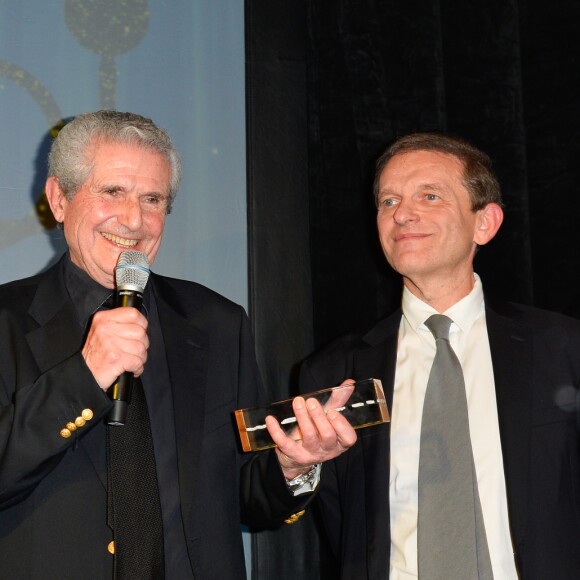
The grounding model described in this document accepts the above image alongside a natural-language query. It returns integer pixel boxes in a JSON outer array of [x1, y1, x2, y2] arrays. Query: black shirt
[[62, 254, 194, 579]]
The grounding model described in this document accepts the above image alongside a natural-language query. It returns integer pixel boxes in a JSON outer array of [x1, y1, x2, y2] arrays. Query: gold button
[[66, 422, 77, 431], [82, 408, 94, 421], [60, 428, 72, 439], [284, 510, 306, 525], [108, 540, 115, 554], [75, 417, 86, 428]]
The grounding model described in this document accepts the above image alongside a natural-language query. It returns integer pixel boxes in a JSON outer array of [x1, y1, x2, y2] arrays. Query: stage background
[[3, 1, 580, 578], [0, 0, 247, 305]]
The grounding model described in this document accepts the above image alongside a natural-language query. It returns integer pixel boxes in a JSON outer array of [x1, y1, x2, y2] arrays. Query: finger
[[265, 416, 304, 467], [326, 410, 358, 448], [122, 343, 149, 373], [303, 397, 348, 449], [92, 309, 149, 336], [325, 383, 355, 411], [265, 415, 286, 446], [340, 378, 356, 385], [265, 415, 305, 447], [288, 396, 318, 439], [82, 313, 149, 389], [293, 396, 329, 447]]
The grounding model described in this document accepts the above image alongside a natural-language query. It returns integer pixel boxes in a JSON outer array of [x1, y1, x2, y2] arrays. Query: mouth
[[101, 232, 138, 248], [394, 233, 429, 242]]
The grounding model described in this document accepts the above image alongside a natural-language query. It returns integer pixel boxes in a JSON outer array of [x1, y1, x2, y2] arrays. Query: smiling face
[[46, 140, 171, 288], [376, 150, 502, 302]]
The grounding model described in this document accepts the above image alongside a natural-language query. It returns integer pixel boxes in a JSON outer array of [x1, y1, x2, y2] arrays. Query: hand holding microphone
[[81, 251, 150, 425]]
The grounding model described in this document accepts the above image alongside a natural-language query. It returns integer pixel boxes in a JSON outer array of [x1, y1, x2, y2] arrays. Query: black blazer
[[0, 258, 304, 579], [300, 300, 580, 579]]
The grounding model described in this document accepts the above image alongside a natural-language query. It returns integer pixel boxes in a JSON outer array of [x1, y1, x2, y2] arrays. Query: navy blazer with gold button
[[0, 256, 305, 579]]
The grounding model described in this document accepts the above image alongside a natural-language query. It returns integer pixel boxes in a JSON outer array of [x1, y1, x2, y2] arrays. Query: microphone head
[[115, 250, 150, 292]]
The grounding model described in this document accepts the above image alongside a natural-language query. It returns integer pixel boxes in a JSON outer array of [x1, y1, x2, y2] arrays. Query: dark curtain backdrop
[[246, 1, 580, 578]]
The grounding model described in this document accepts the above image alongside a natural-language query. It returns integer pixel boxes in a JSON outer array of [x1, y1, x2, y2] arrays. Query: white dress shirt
[[389, 275, 518, 579]]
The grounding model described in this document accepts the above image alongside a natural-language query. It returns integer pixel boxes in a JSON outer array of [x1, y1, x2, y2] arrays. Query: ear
[[473, 203, 504, 246], [44, 176, 68, 224]]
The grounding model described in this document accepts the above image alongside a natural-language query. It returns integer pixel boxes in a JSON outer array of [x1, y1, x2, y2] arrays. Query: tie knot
[[425, 314, 453, 341]]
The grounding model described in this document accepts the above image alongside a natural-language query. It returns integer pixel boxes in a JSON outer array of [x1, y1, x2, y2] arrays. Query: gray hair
[[48, 110, 181, 213]]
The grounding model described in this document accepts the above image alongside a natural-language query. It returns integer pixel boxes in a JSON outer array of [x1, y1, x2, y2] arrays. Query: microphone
[[107, 250, 151, 426]]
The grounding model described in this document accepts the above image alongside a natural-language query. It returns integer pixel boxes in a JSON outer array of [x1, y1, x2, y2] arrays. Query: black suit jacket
[[300, 300, 580, 579], [0, 258, 305, 579]]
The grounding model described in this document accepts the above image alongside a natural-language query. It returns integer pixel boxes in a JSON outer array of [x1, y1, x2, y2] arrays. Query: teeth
[[101, 233, 138, 247]]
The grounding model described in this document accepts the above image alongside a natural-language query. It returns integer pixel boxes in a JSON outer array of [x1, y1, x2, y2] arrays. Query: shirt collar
[[63, 253, 113, 328], [401, 273, 485, 335]]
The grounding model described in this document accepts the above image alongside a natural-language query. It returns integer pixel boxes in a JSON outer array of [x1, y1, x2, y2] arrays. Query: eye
[[142, 194, 169, 210], [425, 193, 439, 201], [380, 197, 397, 208]]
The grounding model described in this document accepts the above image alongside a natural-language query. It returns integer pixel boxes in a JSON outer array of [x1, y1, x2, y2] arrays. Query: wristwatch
[[286, 464, 320, 494]]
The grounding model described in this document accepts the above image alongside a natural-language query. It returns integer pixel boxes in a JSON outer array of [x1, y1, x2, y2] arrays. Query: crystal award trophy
[[234, 378, 389, 452]]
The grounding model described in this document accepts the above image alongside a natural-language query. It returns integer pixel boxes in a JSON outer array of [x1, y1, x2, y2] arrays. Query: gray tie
[[417, 314, 493, 580]]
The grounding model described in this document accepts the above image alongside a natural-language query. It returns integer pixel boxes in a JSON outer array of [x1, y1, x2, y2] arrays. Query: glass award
[[234, 378, 389, 452]]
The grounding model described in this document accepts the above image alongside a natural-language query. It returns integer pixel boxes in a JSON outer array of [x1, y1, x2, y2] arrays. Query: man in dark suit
[[300, 133, 580, 579], [0, 110, 354, 579]]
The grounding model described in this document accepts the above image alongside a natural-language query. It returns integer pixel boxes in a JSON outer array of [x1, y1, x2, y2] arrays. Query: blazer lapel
[[25, 260, 110, 486], [26, 261, 84, 374], [485, 302, 533, 554], [153, 277, 209, 535], [353, 312, 400, 579]]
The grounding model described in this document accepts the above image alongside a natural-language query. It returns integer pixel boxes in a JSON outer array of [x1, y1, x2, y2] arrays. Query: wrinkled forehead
[[380, 150, 466, 186]]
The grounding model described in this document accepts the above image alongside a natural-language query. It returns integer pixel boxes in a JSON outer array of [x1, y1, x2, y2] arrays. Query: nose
[[392, 198, 418, 225], [118, 196, 143, 230]]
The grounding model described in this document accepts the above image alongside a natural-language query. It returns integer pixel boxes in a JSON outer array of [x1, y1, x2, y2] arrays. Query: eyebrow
[[97, 184, 126, 192], [94, 183, 168, 198], [378, 182, 446, 196], [414, 182, 447, 193]]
